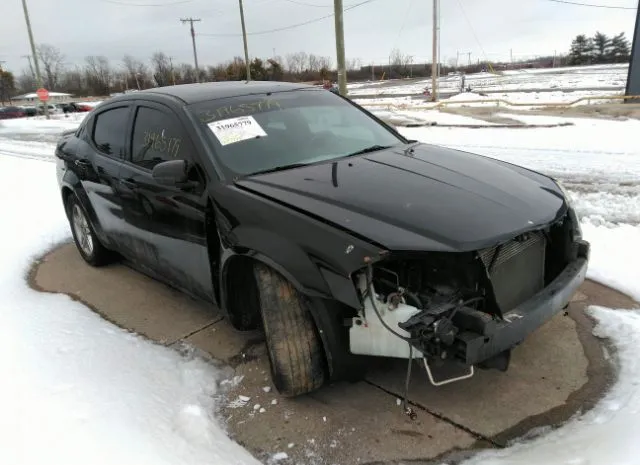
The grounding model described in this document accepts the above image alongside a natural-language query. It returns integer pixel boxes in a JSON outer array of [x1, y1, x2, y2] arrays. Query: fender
[[218, 226, 334, 314], [60, 166, 113, 248], [218, 236, 364, 382]]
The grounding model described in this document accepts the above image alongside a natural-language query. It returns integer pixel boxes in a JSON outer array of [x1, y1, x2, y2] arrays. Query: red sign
[[36, 88, 49, 102]]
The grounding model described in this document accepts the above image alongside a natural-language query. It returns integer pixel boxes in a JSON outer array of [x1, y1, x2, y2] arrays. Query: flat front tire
[[254, 263, 327, 397], [67, 195, 112, 267]]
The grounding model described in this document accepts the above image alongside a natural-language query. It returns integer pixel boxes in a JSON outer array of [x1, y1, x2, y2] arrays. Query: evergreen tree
[[592, 32, 611, 63], [569, 35, 594, 65], [608, 32, 631, 62]]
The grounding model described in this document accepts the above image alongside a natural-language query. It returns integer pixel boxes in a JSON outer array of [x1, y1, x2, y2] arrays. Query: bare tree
[[318, 56, 333, 71], [150, 52, 173, 87], [122, 55, 148, 90], [60, 66, 86, 96], [85, 55, 112, 95], [389, 48, 412, 77], [286, 52, 308, 74], [308, 54, 320, 72], [37, 44, 65, 90], [345, 57, 361, 71], [17, 70, 36, 94], [179, 63, 197, 84]]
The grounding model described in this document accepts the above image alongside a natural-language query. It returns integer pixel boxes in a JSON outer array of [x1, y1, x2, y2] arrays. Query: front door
[[76, 104, 132, 251], [117, 101, 214, 301]]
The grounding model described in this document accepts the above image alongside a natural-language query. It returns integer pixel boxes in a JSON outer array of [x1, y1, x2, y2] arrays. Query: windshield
[[188, 88, 405, 176]]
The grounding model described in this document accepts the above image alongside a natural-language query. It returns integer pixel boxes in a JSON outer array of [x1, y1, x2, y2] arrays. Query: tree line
[[7, 44, 367, 97], [0, 33, 633, 101], [569, 31, 631, 66]]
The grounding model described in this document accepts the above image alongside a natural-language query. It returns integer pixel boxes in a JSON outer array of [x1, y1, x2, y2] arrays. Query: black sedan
[[55, 81, 589, 397]]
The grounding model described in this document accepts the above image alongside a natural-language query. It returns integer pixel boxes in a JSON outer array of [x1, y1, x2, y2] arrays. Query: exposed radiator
[[478, 231, 546, 313]]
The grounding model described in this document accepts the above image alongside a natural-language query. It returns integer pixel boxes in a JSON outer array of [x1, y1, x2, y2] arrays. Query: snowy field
[[348, 63, 628, 96], [1, 107, 639, 464], [350, 63, 630, 110]]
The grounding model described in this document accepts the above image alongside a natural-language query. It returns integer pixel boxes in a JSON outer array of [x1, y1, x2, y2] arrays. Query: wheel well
[[225, 255, 262, 331], [61, 187, 73, 217]]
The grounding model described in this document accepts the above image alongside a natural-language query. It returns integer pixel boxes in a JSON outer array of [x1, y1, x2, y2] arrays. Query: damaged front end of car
[[346, 206, 589, 387]]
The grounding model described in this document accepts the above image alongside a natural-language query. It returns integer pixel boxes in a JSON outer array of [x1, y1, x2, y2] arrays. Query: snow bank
[[457, 306, 640, 465], [0, 155, 259, 465], [0, 114, 84, 135], [581, 222, 640, 303]]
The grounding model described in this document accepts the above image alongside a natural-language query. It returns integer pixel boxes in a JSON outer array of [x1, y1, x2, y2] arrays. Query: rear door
[[117, 100, 214, 301], [74, 102, 132, 251]]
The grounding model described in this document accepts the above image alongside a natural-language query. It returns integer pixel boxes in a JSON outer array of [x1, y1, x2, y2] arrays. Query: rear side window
[[130, 106, 191, 170], [92, 107, 129, 158]]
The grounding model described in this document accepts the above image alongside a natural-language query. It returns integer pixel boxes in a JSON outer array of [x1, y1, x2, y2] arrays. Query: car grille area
[[478, 231, 546, 313]]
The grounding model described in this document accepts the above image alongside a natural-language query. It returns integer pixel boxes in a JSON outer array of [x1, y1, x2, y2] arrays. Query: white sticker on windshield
[[208, 115, 267, 146]]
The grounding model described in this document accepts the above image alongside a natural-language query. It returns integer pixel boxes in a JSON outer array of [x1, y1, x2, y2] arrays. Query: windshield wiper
[[343, 144, 393, 158], [249, 163, 310, 176]]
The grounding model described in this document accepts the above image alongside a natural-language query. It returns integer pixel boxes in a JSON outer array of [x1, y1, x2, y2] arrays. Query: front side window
[[188, 89, 404, 176], [92, 106, 129, 158], [130, 106, 191, 170]]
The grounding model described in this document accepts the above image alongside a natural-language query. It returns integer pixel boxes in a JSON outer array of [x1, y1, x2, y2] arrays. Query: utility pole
[[22, 55, 35, 78], [467, 52, 471, 66], [180, 17, 201, 82], [22, 0, 49, 119], [510, 48, 513, 64], [431, 0, 438, 102], [371, 63, 375, 81], [237, 0, 251, 81], [169, 56, 176, 85], [333, 0, 347, 95], [21, 0, 48, 119]]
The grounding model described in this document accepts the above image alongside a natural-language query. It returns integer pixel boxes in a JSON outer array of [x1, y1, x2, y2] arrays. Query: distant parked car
[[37, 103, 62, 115], [20, 106, 38, 117], [0, 106, 26, 119], [69, 102, 94, 112]]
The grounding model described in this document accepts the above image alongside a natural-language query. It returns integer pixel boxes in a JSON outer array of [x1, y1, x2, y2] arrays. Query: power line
[[455, 0, 490, 64], [198, 0, 378, 37], [545, 0, 636, 9]]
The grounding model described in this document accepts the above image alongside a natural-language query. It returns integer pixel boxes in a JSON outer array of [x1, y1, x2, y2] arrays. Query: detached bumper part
[[457, 239, 590, 366]]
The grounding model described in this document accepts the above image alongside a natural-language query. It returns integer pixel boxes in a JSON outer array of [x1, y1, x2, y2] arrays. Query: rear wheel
[[67, 195, 113, 267], [253, 263, 327, 396]]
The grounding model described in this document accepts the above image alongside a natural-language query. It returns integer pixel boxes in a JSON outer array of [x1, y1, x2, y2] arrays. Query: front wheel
[[253, 263, 327, 397], [68, 195, 113, 267]]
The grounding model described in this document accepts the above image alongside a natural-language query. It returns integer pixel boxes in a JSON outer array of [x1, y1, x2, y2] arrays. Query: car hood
[[234, 143, 567, 252]]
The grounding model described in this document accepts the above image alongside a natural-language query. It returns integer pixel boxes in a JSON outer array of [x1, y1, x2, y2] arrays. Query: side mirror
[[151, 160, 197, 188]]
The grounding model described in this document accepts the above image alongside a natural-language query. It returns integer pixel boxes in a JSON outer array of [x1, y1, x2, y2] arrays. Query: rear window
[[188, 89, 403, 176]]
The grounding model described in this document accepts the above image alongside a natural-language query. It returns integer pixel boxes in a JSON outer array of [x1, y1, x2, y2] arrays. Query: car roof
[[132, 81, 315, 104]]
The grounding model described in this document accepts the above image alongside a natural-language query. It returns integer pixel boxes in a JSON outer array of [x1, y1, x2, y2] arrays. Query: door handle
[[74, 159, 91, 167]]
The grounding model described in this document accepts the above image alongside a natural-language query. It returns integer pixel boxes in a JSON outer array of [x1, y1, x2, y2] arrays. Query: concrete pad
[[32, 243, 219, 344], [221, 354, 478, 465], [30, 241, 638, 464], [365, 309, 588, 439]]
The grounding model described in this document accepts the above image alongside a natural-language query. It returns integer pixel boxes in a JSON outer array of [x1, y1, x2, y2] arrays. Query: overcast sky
[[0, 0, 637, 75]]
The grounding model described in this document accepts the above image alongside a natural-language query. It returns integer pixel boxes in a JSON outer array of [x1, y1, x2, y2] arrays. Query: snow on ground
[[347, 63, 628, 97], [370, 108, 496, 126], [456, 305, 640, 465], [1, 110, 640, 465], [0, 154, 259, 463]]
